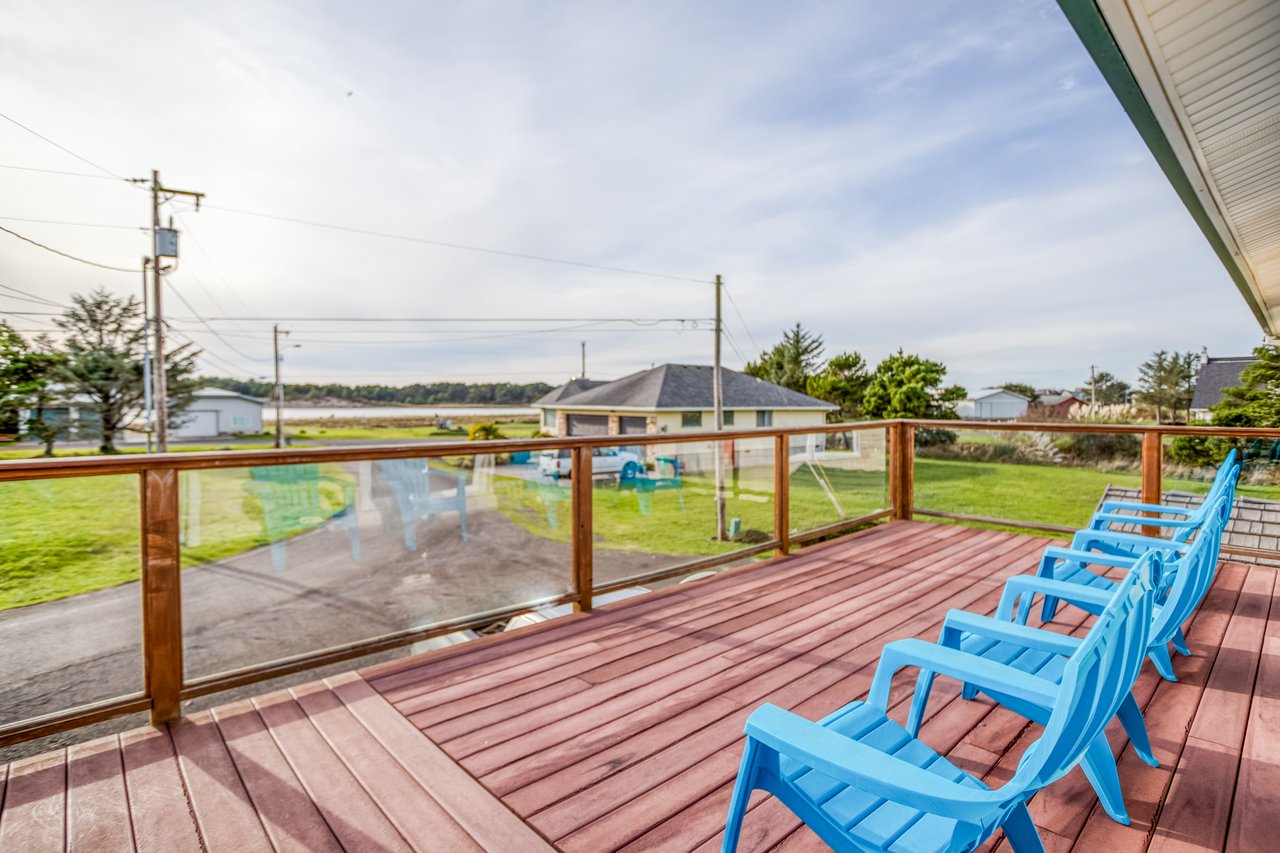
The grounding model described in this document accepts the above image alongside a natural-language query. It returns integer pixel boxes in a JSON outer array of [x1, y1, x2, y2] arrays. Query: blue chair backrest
[[1171, 450, 1237, 543], [1007, 554, 1157, 792], [1148, 493, 1229, 645]]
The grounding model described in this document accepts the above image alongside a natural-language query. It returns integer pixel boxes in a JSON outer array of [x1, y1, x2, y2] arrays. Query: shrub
[[467, 422, 505, 441]]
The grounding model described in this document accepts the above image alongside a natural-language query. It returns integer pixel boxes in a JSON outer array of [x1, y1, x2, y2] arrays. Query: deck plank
[[170, 711, 274, 852], [66, 735, 135, 852], [0, 749, 65, 853], [119, 727, 202, 853]]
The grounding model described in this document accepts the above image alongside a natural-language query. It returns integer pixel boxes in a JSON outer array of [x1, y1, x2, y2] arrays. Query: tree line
[[204, 379, 553, 407]]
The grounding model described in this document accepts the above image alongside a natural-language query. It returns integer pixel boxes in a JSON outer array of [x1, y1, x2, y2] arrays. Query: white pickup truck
[[539, 447, 642, 480]]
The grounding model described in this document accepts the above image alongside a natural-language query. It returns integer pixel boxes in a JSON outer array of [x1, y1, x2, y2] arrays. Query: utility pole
[[149, 170, 204, 452], [274, 324, 287, 449], [713, 274, 726, 541], [141, 258, 154, 453], [1089, 364, 1097, 407], [580, 340, 587, 379]]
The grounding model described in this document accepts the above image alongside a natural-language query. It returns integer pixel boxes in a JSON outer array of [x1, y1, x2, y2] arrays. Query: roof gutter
[[1056, 0, 1273, 336]]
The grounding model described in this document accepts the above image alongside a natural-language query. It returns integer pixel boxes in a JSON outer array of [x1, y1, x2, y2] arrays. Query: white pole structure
[[274, 323, 287, 449], [141, 258, 154, 453], [713, 274, 726, 540]]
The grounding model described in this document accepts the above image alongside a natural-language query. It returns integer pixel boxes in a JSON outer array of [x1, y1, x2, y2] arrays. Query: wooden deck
[[0, 520, 1275, 851]]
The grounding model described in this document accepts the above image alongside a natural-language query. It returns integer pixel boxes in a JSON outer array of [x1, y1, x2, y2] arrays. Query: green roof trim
[[1056, 0, 1272, 335]]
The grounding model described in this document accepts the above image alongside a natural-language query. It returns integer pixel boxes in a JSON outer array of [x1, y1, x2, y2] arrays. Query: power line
[[165, 315, 712, 324], [0, 163, 122, 182], [172, 211, 256, 315], [165, 325, 262, 378], [0, 112, 127, 181], [0, 215, 146, 231], [0, 283, 68, 309], [0, 223, 137, 273], [722, 283, 761, 356], [205, 203, 712, 285], [164, 281, 269, 363]]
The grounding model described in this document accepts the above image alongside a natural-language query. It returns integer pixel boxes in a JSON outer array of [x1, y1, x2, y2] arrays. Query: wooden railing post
[[571, 446, 594, 613], [1142, 430, 1162, 537], [774, 433, 790, 555], [889, 423, 915, 521], [140, 467, 183, 725]]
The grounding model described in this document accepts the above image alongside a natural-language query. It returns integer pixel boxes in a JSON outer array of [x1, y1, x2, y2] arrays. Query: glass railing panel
[[787, 427, 889, 537], [0, 474, 142, 726], [588, 438, 776, 591], [179, 453, 571, 679], [912, 426, 1144, 531]]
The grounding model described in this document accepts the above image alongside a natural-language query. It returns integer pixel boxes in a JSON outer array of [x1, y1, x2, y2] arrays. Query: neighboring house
[[1033, 391, 1086, 419], [20, 394, 103, 440], [171, 387, 266, 438], [1190, 355, 1256, 422], [533, 364, 836, 438], [955, 388, 1030, 421]]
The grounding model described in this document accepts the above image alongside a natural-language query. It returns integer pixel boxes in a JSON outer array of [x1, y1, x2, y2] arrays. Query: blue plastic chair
[[247, 465, 361, 571], [722, 557, 1157, 853], [906, 499, 1225, 825], [377, 459, 468, 550]]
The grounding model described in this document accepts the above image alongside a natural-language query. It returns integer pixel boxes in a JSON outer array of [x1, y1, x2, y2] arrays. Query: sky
[[0, 0, 1265, 393]]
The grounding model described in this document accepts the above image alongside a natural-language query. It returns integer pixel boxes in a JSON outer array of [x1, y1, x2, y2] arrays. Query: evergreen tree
[[807, 352, 870, 420], [1136, 351, 1198, 423], [1083, 370, 1131, 405], [0, 323, 63, 450], [56, 288, 199, 453], [744, 323, 825, 393], [861, 350, 967, 419]]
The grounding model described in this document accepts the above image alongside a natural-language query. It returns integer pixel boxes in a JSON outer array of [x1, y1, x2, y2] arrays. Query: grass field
[[2, 453, 1274, 612]]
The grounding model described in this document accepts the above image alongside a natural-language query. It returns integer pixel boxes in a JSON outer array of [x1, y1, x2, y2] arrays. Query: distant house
[[1190, 355, 1256, 422], [1034, 391, 1086, 419], [171, 387, 266, 438], [955, 388, 1030, 421], [533, 364, 835, 438], [20, 394, 103, 440]]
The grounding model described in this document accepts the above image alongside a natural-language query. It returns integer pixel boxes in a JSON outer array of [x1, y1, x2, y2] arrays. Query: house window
[[681, 411, 702, 428], [542, 408, 555, 428], [756, 411, 773, 427], [722, 411, 734, 426]]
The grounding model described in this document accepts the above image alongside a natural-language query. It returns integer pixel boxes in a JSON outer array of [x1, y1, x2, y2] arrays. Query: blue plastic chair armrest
[[1039, 546, 1138, 576], [1071, 529, 1189, 556], [944, 607, 1085, 655], [744, 704, 1001, 823], [1093, 512, 1201, 530], [868, 639, 1058, 712], [1097, 500, 1194, 516], [996, 576, 1114, 622]]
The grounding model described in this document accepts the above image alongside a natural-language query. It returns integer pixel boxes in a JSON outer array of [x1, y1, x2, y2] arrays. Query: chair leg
[[458, 503, 468, 542], [907, 670, 936, 736], [1172, 627, 1191, 656], [722, 739, 760, 853], [1116, 692, 1158, 767], [961, 682, 979, 701], [269, 540, 286, 572], [1001, 801, 1046, 853], [1040, 594, 1059, 623], [1149, 644, 1178, 682], [1080, 734, 1130, 825], [403, 521, 416, 552]]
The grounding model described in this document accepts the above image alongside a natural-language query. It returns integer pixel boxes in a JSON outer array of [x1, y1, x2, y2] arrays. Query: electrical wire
[[205, 203, 712, 285], [165, 325, 261, 378], [172, 211, 256, 315], [0, 163, 123, 182], [0, 112, 128, 181], [0, 215, 146, 231], [166, 315, 713, 324], [0, 283, 68, 309], [722, 283, 761, 356], [0, 224, 137, 273], [164, 281, 270, 363]]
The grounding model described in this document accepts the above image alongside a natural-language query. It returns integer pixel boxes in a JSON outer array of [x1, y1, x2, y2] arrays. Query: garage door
[[176, 410, 219, 437], [566, 415, 609, 436], [619, 416, 648, 435]]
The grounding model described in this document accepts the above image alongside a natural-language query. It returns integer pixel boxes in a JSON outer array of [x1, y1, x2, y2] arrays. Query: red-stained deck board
[[0, 749, 65, 853], [170, 711, 274, 852], [66, 736, 135, 852], [119, 727, 202, 853]]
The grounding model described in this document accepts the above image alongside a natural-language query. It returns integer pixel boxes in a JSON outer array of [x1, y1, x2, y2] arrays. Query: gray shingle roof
[[532, 378, 610, 406], [1191, 357, 1255, 410], [538, 364, 836, 410]]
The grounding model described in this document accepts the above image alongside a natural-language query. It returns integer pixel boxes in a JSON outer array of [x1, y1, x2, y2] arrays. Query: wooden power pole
[[713, 274, 726, 540]]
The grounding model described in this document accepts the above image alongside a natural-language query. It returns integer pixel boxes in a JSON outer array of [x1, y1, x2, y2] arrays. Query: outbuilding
[[955, 388, 1030, 421], [172, 387, 266, 438]]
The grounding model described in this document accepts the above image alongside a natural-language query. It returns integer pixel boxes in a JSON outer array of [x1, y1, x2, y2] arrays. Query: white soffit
[[1097, 0, 1280, 332]]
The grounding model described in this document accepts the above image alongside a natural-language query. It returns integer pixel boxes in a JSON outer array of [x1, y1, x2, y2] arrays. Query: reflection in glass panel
[[1164, 434, 1278, 502], [0, 475, 142, 725], [589, 439, 776, 590], [180, 455, 570, 679], [787, 428, 888, 536], [913, 427, 1145, 529]]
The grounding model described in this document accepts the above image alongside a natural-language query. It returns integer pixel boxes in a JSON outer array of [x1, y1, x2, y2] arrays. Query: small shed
[[955, 389, 1030, 421], [172, 387, 266, 438]]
